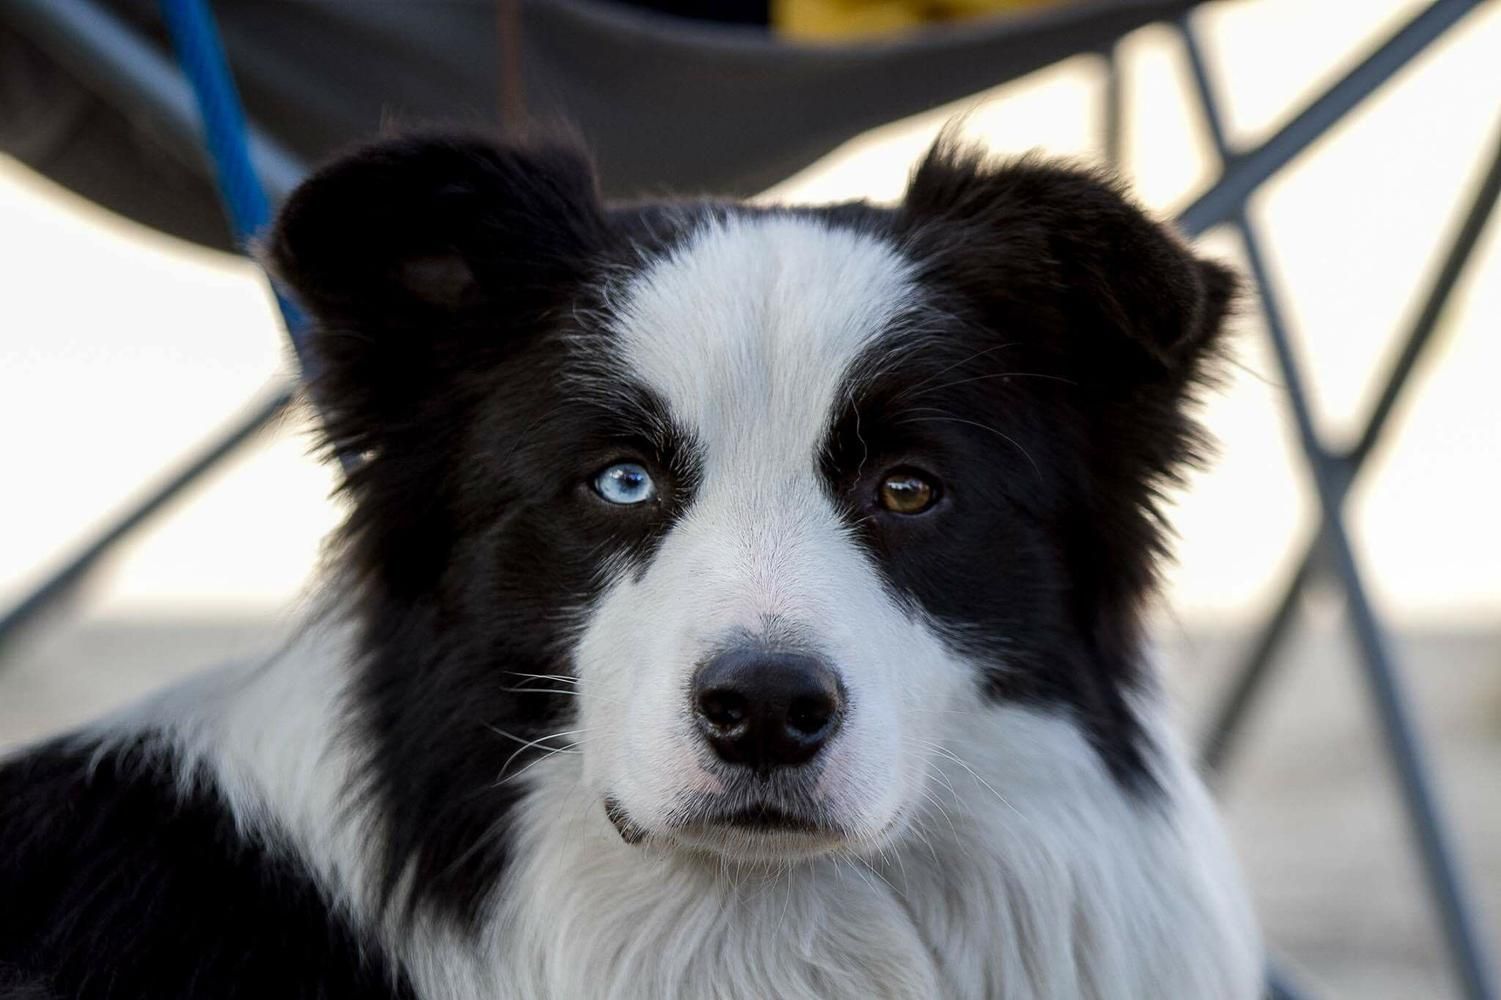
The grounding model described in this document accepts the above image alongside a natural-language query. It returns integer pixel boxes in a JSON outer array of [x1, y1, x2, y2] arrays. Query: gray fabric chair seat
[[0, 0, 1198, 250]]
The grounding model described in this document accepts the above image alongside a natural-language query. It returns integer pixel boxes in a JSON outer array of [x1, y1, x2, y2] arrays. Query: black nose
[[692, 649, 844, 775]]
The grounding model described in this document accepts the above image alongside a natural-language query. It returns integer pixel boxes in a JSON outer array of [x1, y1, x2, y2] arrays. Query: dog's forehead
[[609, 213, 916, 465]]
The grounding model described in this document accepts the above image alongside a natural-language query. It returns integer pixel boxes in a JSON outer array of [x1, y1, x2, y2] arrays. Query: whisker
[[504, 672, 579, 684], [906, 370, 1077, 400], [890, 342, 1020, 402], [916, 738, 1027, 823], [777, 859, 796, 935], [495, 685, 630, 711], [905, 802, 944, 864], [492, 740, 584, 787], [484, 723, 587, 747], [896, 413, 1042, 482], [844, 850, 907, 902], [882, 837, 909, 889], [916, 774, 962, 843], [837, 851, 879, 895], [486, 725, 589, 779], [492, 729, 585, 780]]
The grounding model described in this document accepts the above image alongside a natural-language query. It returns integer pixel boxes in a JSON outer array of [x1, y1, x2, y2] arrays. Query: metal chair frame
[[1, 1, 1496, 996], [1171, 8, 1500, 996]]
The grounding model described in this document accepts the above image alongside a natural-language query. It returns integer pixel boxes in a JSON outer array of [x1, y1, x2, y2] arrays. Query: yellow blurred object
[[773, 0, 1063, 41]]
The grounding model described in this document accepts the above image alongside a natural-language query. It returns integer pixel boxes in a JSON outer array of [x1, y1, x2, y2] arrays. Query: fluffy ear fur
[[893, 138, 1237, 515], [265, 133, 610, 457], [897, 137, 1235, 373]]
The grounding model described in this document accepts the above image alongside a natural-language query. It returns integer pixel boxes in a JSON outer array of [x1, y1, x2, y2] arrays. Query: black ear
[[898, 138, 1235, 372], [265, 133, 608, 454]]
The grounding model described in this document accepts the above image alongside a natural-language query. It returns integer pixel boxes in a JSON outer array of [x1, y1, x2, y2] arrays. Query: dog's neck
[[112, 623, 1259, 1000]]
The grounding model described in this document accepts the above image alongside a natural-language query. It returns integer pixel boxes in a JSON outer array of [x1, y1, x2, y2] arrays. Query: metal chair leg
[[1177, 15, 1499, 999], [1199, 550, 1315, 776], [0, 384, 295, 659], [1198, 123, 1501, 776], [1241, 216, 1497, 1000], [1099, 42, 1124, 169]]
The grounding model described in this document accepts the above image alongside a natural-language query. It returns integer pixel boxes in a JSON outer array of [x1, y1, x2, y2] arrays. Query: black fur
[[0, 737, 413, 999]]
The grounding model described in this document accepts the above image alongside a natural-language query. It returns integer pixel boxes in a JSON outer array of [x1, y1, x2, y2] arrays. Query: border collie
[[1, 133, 1262, 999]]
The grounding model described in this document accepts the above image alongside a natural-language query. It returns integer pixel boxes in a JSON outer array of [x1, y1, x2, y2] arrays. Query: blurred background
[[0, 0, 1497, 996]]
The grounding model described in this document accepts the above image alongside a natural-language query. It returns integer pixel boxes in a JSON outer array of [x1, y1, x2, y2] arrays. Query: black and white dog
[[1, 133, 1262, 999]]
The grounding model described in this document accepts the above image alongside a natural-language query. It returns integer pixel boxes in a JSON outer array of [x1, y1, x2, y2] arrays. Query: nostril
[[786, 694, 835, 737], [696, 688, 748, 733]]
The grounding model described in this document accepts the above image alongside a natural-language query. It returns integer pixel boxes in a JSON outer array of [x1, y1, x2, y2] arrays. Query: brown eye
[[877, 470, 939, 515]]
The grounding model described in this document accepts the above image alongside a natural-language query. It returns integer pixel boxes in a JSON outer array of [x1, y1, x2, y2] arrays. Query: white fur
[[81, 214, 1261, 999], [580, 214, 954, 850]]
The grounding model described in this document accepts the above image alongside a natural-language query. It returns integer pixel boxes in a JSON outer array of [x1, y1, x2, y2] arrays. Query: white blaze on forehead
[[584, 214, 939, 842], [612, 214, 915, 467]]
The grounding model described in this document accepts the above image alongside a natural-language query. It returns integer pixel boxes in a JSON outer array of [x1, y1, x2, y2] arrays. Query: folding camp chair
[[0, 1, 1495, 996]]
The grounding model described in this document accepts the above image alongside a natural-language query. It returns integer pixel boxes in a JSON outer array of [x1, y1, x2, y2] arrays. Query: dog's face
[[575, 216, 963, 860], [270, 135, 1231, 917]]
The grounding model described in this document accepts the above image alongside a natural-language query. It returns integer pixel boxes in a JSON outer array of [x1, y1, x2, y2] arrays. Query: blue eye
[[593, 462, 658, 505]]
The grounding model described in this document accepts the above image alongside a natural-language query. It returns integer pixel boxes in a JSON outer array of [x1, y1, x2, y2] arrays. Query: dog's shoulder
[[0, 733, 411, 1000]]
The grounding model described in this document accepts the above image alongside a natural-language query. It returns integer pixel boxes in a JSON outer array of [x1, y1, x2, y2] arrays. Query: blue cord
[[158, 0, 267, 242], [158, 0, 354, 470]]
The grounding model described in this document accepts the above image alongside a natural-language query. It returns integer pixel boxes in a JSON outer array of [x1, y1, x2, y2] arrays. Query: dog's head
[[269, 133, 1232, 917]]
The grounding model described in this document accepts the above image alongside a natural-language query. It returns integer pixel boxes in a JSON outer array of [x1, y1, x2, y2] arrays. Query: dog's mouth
[[604, 796, 846, 858], [604, 798, 650, 845], [699, 802, 826, 833]]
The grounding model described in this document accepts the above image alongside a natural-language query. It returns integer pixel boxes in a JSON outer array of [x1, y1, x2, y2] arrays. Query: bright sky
[[1, 0, 1497, 626]]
